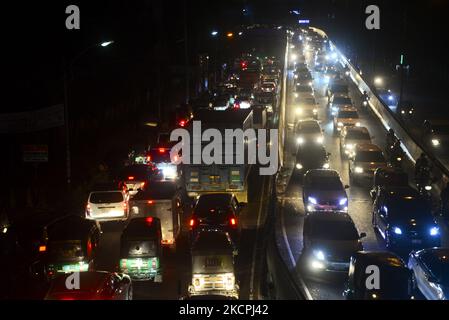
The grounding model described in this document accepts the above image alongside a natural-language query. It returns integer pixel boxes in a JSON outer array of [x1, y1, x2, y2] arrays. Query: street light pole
[[183, 0, 190, 104], [63, 41, 114, 190]]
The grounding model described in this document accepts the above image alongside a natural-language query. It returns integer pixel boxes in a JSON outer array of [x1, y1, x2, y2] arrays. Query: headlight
[[430, 227, 440, 236], [346, 144, 354, 150], [425, 185, 432, 191], [355, 167, 364, 173], [316, 136, 323, 144], [296, 163, 303, 170], [296, 108, 303, 115], [313, 108, 318, 114], [308, 81, 313, 86], [324, 76, 330, 83], [297, 137, 305, 144], [322, 163, 330, 169], [393, 227, 402, 235], [294, 74, 298, 79], [339, 198, 348, 206], [345, 71, 350, 76], [356, 122, 361, 127], [294, 93, 299, 98], [308, 196, 317, 205], [313, 250, 326, 261], [432, 139, 440, 146], [338, 122, 344, 127]]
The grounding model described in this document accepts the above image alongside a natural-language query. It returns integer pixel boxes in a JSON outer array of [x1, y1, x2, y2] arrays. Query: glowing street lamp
[[374, 77, 383, 86], [211, 31, 218, 37], [100, 41, 114, 47], [227, 32, 234, 38]]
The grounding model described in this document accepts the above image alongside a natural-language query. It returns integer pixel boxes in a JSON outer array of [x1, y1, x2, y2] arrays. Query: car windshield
[[309, 176, 342, 190], [356, 151, 385, 163], [119, 165, 149, 181], [90, 192, 123, 204], [149, 148, 171, 163], [310, 220, 359, 241], [338, 111, 358, 119], [133, 183, 176, 200], [302, 98, 316, 105], [347, 131, 370, 140], [297, 124, 320, 134], [296, 86, 312, 93], [195, 195, 231, 217], [333, 97, 352, 105], [332, 85, 348, 93], [386, 198, 432, 219], [297, 148, 326, 161]]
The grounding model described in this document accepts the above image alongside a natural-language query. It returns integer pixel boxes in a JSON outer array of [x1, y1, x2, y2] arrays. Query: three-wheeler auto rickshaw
[[188, 231, 239, 299], [45, 215, 100, 278], [343, 251, 413, 300], [119, 217, 163, 282]]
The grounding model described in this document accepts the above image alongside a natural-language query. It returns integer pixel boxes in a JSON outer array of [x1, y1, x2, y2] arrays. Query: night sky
[[3, 0, 449, 113]]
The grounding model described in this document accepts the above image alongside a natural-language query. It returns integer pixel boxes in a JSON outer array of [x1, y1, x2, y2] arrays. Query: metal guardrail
[[310, 27, 449, 190]]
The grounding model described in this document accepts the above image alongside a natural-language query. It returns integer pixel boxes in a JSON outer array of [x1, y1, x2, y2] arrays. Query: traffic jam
[[2, 4, 449, 303]]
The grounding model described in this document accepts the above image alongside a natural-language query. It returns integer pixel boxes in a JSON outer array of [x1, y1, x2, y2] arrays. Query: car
[[45, 271, 132, 300], [329, 96, 353, 117], [370, 167, 409, 200], [372, 186, 441, 250], [302, 213, 365, 274], [333, 107, 360, 134], [408, 248, 449, 300], [212, 97, 232, 111], [147, 146, 178, 180], [189, 193, 244, 245], [303, 169, 349, 214], [349, 144, 387, 183], [294, 85, 314, 103], [294, 97, 319, 121], [118, 164, 154, 197], [86, 185, 129, 222], [423, 119, 449, 148], [340, 126, 372, 158], [261, 82, 276, 93], [294, 120, 324, 146], [294, 144, 330, 176], [295, 71, 314, 87], [327, 82, 349, 100], [344, 251, 413, 300]]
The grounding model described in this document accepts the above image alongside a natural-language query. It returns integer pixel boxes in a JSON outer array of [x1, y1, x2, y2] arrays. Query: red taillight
[[39, 245, 47, 252], [179, 120, 186, 127], [141, 182, 146, 188], [146, 155, 151, 162], [189, 218, 195, 227], [230, 218, 237, 226], [146, 217, 153, 224], [87, 240, 92, 256], [123, 202, 128, 210], [147, 200, 154, 205], [158, 148, 166, 153], [128, 176, 135, 181], [234, 103, 240, 109]]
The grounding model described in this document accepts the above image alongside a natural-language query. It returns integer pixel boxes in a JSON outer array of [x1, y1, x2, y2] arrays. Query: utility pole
[[63, 57, 72, 190], [396, 54, 409, 114], [183, 0, 190, 104]]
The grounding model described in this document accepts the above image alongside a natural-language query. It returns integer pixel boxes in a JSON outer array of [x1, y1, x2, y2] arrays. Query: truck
[[181, 109, 253, 203], [238, 70, 260, 91]]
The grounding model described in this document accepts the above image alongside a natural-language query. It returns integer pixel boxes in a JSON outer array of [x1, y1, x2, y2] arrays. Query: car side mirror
[[238, 202, 247, 209], [360, 232, 367, 239], [345, 185, 350, 189]]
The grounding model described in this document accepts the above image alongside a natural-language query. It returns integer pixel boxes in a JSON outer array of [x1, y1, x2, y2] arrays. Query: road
[[274, 41, 449, 300]]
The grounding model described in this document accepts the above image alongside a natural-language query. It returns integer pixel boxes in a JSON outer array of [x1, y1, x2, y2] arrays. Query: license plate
[[412, 239, 422, 244]]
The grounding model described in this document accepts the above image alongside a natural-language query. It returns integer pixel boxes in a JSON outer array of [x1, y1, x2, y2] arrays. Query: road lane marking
[[280, 199, 313, 300], [249, 177, 267, 300]]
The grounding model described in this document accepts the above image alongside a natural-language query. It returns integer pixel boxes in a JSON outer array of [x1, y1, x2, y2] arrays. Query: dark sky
[[3, 0, 449, 113]]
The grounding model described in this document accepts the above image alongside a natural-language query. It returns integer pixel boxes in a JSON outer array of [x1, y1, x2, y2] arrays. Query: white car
[[86, 188, 129, 222], [408, 248, 449, 300], [340, 126, 372, 158]]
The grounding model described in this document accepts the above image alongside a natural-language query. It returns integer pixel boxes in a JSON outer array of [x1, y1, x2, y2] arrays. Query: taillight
[[147, 200, 154, 205], [146, 217, 153, 224], [146, 155, 152, 162], [39, 245, 47, 252], [230, 218, 237, 226], [140, 182, 146, 188], [179, 120, 186, 127], [189, 218, 196, 227], [86, 204, 91, 216], [123, 202, 128, 214], [158, 148, 166, 153], [128, 176, 135, 180]]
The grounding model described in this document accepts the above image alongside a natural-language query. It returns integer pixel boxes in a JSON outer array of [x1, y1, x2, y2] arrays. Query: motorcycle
[[415, 166, 433, 199]]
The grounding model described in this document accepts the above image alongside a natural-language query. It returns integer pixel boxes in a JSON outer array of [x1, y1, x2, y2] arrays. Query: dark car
[[344, 251, 413, 300], [370, 167, 409, 201], [118, 164, 155, 197], [302, 213, 365, 274], [372, 187, 440, 250], [294, 144, 330, 176], [45, 271, 132, 300], [303, 170, 349, 214], [408, 248, 449, 300], [189, 193, 244, 245]]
